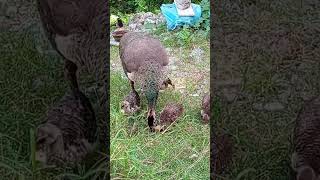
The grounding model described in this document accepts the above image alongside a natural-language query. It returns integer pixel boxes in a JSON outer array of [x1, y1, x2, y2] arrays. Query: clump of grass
[[213, 0, 320, 179], [110, 72, 210, 179], [0, 31, 107, 179]]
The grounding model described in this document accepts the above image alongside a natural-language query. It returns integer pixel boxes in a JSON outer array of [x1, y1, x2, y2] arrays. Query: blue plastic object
[[160, 3, 202, 31]]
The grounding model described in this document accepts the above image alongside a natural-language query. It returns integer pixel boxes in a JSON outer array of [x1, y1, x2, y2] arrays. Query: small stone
[[189, 154, 198, 159], [190, 47, 204, 61], [145, 19, 155, 24], [170, 65, 177, 70]]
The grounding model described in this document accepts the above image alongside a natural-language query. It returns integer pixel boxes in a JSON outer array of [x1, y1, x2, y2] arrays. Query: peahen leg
[[130, 80, 135, 91], [64, 59, 79, 92]]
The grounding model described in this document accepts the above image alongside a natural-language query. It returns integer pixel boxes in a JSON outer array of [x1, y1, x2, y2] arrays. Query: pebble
[[170, 65, 177, 70], [190, 93, 199, 97], [189, 154, 198, 159], [128, 12, 165, 32]]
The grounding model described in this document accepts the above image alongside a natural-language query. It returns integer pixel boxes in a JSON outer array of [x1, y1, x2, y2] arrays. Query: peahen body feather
[[35, 90, 97, 166], [119, 32, 169, 128]]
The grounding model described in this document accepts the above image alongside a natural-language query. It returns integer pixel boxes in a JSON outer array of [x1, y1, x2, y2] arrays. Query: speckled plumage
[[159, 103, 184, 125], [35, 90, 97, 166], [201, 93, 210, 124], [293, 96, 320, 179], [119, 32, 170, 128], [121, 90, 141, 115], [37, 0, 107, 105]]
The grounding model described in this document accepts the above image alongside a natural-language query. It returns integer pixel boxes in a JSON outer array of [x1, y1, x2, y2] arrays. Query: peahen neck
[[145, 76, 159, 109], [138, 61, 163, 108]]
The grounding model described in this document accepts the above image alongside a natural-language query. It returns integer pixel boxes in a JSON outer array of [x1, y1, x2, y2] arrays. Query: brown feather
[[201, 93, 210, 124], [119, 32, 169, 74], [159, 103, 184, 124], [35, 90, 97, 166]]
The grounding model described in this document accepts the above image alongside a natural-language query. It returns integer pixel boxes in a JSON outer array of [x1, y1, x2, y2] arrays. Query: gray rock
[[128, 12, 166, 32], [145, 19, 155, 24], [190, 47, 204, 61], [170, 65, 177, 70]]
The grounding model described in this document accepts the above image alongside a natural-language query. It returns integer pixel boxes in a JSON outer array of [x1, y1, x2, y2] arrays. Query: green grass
[[0, 31, 108, 179], [110, 20, 210, 179], [110, 72, 209, 179], [213, 1, 320, 179]]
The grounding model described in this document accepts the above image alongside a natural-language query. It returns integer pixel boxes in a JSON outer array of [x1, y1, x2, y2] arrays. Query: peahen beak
[[147, 107, 156, 130]]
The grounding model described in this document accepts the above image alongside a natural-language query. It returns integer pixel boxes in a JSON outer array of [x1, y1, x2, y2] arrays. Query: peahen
[[119, 32, 172, 130], [36, 0, 107, 104], [292, 96, 320, 180], [35, 90, 97, 167]]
